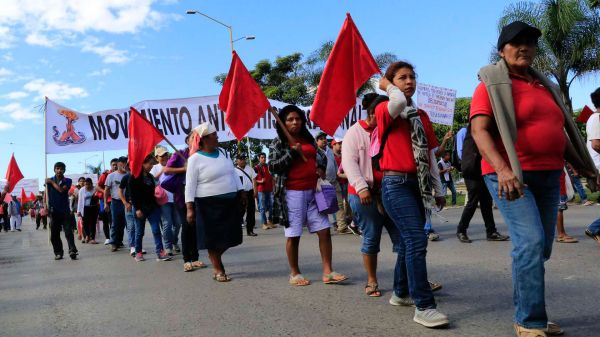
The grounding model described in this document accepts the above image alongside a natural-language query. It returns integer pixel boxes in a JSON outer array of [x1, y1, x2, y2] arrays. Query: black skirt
[[195, 194, 243, 250]]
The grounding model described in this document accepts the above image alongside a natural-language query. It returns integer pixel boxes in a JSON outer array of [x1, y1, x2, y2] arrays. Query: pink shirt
[[342, 120, 376, 195]]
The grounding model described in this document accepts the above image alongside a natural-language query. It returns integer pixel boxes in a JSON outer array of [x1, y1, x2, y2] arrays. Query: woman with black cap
[[470, 21, 595, 337]]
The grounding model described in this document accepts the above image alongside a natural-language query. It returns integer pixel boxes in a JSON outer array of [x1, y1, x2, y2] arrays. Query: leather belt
[[383, 171, 417, 179]]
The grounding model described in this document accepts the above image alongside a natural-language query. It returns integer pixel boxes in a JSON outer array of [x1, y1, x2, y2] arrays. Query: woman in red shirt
[[376, 61, 448, 328], [269, 105, 348, 287]]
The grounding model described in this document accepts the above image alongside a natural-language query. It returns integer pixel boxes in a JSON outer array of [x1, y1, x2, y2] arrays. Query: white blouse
[[184, 150, 243, 202], [77, 188, 94, 216]]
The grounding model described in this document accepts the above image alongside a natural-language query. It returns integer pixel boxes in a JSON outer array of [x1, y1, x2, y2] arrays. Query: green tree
[[85, 161, 103, 176], [495, 0, 600, 112]]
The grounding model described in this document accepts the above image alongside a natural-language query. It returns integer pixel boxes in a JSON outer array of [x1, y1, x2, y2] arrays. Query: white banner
[[417, 83, 457, 126], [0, 178, 40, 196], [46, 96, 365, 154]]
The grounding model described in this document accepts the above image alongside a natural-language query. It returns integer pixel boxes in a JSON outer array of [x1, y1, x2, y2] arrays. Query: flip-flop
[[429, 281, 443, 292], [289, 274, 311, 286], [585, 229, 600, 243], [322, 272, 348, 284], [213, 273, 231, 282], [183, 262, 193, 272], [191, 261, 207, 269], [556, 236, 578, 243]]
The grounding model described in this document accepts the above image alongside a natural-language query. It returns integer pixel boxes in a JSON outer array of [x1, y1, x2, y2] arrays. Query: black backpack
[[460, 124, 482, 179], [450, 137, 461, 172]]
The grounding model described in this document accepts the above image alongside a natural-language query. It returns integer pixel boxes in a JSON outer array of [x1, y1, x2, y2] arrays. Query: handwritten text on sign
[[417, 83, 457, 126]]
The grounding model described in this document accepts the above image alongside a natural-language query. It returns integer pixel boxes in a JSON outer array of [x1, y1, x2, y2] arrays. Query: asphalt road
[[1, 205, 599, 337]]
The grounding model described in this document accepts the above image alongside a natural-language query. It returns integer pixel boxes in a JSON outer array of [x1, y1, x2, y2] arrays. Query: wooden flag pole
[[269, 107, 307, 162], [161, 137, 187, 162], [43, 97, 50, 246]]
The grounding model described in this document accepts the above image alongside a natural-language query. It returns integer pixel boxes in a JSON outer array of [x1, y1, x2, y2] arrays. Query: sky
[[1, 0, 599, 189]]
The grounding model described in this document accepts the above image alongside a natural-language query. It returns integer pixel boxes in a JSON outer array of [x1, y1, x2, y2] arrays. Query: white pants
[[10, 215, 21, 230]]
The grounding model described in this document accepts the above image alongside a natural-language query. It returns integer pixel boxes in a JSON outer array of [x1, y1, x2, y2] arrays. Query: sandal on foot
[[191, 261, 207, 269], [514, 324, 547, 337], [429, 281, 442, 292], [544, 321, 564, 336], [183, 262, 193, 272], [323, 272, 348, 284], [585, 229, 600, 244], [556, 236, 578, 243], [365, 282, 381, 297], [212, 273, 231, 282], [289, 274, 311, 286]]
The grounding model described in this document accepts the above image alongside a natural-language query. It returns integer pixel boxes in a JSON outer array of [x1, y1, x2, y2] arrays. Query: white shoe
[[130, 247, 135, 257], [389, 293, 415, 306], [413, 308, 449, 328], [104, 239, 110, 245]]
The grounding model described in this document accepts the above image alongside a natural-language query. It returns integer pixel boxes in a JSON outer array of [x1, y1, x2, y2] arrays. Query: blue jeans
[[381, 175, 436, 310], [348, 194, 399, 255], [570, 175, 588, 201], [109, 199, 126, 245], [124, 207, 136, 248], [441, 179, 457, 205], [134, 206, 163, 255], [257, 192, 273, 224], [589, 218, 600, 235], [160, 202, 180, 249], [484, 170, 560, 329]]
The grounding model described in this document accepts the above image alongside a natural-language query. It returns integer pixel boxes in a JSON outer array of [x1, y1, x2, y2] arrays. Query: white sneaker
[[389, 293, 415, 306], [130, 247, 135, 256], [413, 308, 449, 328], [104, 239, 110, 245]]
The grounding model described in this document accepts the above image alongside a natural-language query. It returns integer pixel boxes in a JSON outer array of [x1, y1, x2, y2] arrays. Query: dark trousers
[[457, 177, 497, 236], [3, 215, 11, 231], [83, 206, 99, 240], [177, 206, 199, 263], [243, 190, 256, 234], [50, 211, 78, 256], [100, 201, 111, 240], [36, 214, 48, 229]]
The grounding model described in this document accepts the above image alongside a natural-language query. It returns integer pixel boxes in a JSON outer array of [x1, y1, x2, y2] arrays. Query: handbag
[[159, 173, 184, 194], [314, 179, 339, 214], [154, 185, 169, 206], [40, 208, 48, 216]]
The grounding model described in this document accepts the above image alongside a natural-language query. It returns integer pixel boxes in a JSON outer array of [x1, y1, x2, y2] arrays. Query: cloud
[[0, 67, 12, 77], [1, 91, 29, 99], [89, 68, 111, 76], [0, 121, 15, 130], [81, 38, 129, 64], [0, 102, 40, 120], [0, 26, 16, 49], [25, 32, 63, 47], [23, 79, 88, 100]]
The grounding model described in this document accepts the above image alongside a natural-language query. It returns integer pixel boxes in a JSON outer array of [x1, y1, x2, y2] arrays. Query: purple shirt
[[165, 148, 190, 208]]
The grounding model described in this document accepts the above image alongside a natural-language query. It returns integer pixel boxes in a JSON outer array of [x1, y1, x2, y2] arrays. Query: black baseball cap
[[316, 131, 328, 140], [497, 21, 541, 50]]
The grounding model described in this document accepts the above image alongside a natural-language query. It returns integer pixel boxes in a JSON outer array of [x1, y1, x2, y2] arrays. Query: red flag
[[128, 107, 165, 177], [4, 153, 24, 193], [219, 51, 270, 141], [20, 187, 27, 203], [576, 105, 595, 123], [29, 192, 36, 202], [309, 13, 380, 136]]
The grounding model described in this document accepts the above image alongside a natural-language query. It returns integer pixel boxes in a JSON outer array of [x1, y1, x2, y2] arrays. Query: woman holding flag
[[269, 105, 348, 286]]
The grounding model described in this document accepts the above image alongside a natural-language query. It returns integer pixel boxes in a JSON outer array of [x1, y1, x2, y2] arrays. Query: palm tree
[[495, 0, 600, 112], [86, 161, 103, 176], [304, 40, 398, 97]]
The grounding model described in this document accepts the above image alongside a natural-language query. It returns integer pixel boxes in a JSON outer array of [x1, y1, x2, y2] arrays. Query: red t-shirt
[[334, 154, 349, 185], [286, 141, 318, 191], [348, 120, 384, 196], [255, 164, 273, 193], [375, 104, 439, 172], [469, 75, 566, 175], [96, 170, 111, 202]]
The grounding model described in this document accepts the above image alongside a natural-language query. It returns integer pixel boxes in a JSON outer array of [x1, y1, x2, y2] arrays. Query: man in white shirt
[[151, 145, 180, 255], [104, 156, 128, 252], [585, 88, 600, 244], [235, 155, 258, 236], [437, 151, 457, 207]]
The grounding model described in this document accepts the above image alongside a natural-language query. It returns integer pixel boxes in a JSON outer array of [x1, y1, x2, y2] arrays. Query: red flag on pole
[[4, 153, 24, 193], [20, 187, 27, 203], [29, 192, 36, 202], [219, 51, 271, 141], [576, 105, 595, 123], [128, 107, 166, 178], [309, 13, 380, 136]]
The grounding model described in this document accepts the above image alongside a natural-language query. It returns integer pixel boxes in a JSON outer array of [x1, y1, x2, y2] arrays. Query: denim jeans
[[570, 175, 588, 201], [484, 170, 561, 329], [134, 206, 163, 256], [441, 179, 457, 205], [381, 175, 436, 310], [257, 192, 273, 224], [160, 202, 179, 250], [348, 194, 399, 255], [589, 217, 600, 235], [124, 208, 136, 248], [109, 199, 126, 245]]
